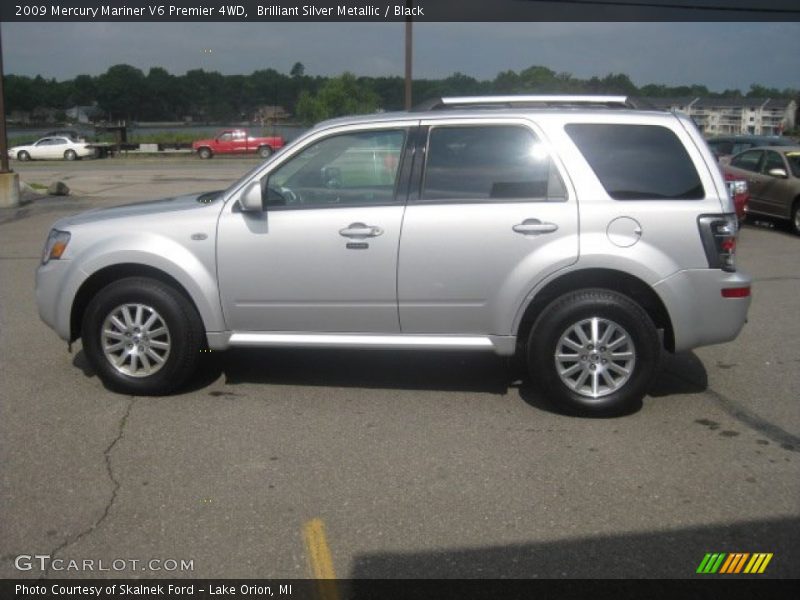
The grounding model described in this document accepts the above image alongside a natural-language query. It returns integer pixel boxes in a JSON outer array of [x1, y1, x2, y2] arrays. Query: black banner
[[3, 579, 800, 600], [2, 0, 800, 22]]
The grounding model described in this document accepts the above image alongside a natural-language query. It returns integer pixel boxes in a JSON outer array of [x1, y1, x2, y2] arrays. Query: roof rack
[[413, 95, 654, 112]]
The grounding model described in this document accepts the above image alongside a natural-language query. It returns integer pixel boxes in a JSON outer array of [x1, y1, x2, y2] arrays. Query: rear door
[[397, 119, 578, 335]]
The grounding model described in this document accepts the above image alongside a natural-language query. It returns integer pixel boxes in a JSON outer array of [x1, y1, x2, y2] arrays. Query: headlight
[[41, 229, 71, 264]]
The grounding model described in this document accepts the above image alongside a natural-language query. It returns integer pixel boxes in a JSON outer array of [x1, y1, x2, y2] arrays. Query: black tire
[[64, 149, 77, 161], [198, 147, 213, 159], [81, 277, 205, 395], [258, 145, 273, 159], [17, 150, 30, 161], [527, 289, 660, 416], [791, 201, 800, 236]]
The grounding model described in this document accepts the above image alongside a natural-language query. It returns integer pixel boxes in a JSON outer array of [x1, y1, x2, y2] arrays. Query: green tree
[[295, 73, 380, 125], [96, 64, 146, 121]]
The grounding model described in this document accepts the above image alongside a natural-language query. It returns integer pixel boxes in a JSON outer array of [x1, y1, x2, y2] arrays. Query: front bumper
[[35, 259, 74, 341]]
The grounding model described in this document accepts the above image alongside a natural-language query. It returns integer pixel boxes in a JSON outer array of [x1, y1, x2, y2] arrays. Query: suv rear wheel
[[81, 277, 205, 395], [527, 289, 660, 416]]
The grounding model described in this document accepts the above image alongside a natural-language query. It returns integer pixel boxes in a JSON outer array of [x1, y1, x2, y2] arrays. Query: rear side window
[[565, 123, 704, 200], [421, 125, 566, 202]]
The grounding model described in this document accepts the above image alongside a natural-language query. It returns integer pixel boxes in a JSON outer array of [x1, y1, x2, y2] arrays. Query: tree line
[[4, 62, 798, 126]]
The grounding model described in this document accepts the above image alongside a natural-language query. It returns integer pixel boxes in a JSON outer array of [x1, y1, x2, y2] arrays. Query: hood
[[54, 191, 223, 229]]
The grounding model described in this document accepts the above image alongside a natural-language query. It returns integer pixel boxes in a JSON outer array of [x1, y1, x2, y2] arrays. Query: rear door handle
[[513, 219, 559, 235], [339, 222, 384, 239]]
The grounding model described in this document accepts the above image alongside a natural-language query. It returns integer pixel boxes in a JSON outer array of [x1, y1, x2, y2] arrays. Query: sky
[[2, 22, 799, 92]]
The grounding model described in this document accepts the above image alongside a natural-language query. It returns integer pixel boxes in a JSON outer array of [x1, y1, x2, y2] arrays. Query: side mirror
[[767, 168, 788, 179], [237, 180, 264, 212]]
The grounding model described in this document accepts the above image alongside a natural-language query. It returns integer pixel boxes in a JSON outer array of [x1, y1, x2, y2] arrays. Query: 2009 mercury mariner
[[35, 95, 751, 415]]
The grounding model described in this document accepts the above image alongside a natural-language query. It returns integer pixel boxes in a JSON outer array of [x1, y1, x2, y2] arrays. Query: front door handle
[[339, 222, 384, 239], [513, 219, 559, 235]]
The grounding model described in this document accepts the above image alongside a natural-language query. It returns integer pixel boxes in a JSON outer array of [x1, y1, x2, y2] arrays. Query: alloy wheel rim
[[554, 317, 636, 399], [101, 303, 171, 377]]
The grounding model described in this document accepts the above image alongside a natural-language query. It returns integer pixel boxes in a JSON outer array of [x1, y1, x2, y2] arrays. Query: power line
[[521, 0, 800, 14]]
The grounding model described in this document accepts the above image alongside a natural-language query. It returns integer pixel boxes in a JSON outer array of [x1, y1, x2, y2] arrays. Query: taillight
[[698, 214, 738, 272], [725, 179, 747, 196]]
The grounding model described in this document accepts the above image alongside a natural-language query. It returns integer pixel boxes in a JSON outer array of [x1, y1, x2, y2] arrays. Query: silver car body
[[36, 100, 751, 360]]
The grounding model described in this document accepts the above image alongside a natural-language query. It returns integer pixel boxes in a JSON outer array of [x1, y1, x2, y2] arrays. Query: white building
[[645, 97, 797, 136]]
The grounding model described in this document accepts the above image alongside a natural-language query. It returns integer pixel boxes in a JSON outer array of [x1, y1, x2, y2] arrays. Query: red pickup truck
[[192, 129, 285, 159]]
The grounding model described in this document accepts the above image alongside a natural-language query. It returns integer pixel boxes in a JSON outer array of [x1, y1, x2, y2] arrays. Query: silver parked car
[[35, 96, 751, 415]]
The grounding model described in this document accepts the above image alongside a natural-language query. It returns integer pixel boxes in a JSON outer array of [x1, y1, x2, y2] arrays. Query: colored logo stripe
[[697, 552, 773, 574]]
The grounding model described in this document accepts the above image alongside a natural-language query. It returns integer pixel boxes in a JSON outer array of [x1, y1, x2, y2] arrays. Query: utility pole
[[0, 23, 20, 208], [404, 5, 413, 110], [0, 24, 10, 174]]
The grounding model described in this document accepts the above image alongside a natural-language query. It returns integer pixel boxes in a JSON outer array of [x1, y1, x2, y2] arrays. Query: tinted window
[[421, 125, 565, 201], [267, 129, 405, 207], [566, 124, 704, 200], [730, 150, 763, 173], [786, 152, 800, 178]]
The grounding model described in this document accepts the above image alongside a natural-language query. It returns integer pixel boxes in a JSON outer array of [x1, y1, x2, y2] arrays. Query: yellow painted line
[[303, 518, 339, 600], [758, 553, 773, 574]]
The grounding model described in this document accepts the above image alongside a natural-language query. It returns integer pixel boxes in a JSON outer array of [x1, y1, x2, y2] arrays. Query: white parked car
[[8, 136, 95, 161]]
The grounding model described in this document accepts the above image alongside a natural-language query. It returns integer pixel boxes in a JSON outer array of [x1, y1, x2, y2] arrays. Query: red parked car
[[192, 129, 285, 159]]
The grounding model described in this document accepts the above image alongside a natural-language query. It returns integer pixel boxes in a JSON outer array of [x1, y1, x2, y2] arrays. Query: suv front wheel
[[527, 289, 660, 416], [81, 277, 205, 395]]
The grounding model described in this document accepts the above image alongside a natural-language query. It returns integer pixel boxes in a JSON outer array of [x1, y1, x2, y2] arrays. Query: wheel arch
[[70, 264, 206, 343], [516, 268, 675, 352]]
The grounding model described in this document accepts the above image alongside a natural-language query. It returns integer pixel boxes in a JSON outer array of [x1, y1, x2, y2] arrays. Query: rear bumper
[[653, 269, 751, 352]]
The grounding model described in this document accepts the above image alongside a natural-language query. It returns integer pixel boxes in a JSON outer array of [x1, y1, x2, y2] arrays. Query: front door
[[217, 126, 411, 333]]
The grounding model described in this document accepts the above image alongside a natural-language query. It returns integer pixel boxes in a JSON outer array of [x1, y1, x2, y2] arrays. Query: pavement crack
[[41, 397, 136, 578], [664, 368, 800, 452]]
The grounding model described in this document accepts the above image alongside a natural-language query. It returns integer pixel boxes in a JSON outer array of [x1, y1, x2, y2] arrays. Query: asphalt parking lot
[[1, 157, 798, 579]]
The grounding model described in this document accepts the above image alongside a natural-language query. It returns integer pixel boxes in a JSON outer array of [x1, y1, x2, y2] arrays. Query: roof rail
[[413, 95, 649, 112]]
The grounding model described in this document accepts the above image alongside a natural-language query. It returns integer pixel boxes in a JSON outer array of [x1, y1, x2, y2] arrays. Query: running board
[[211, 332, 516, 355]]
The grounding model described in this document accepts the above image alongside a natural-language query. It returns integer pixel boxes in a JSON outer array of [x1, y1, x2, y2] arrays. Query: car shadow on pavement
[[345, 515, 800, 579], [73, 347, 710, 410], [215, 347, 513, 395]]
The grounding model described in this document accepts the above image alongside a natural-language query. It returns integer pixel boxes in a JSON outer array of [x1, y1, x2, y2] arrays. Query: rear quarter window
[[565, 123, 704, 200]]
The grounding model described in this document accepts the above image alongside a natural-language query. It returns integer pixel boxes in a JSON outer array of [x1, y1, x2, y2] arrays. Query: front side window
[[566, 123, 704, 200], [421, 125, 566, 201], [267, 129, 405, 207], [730, 150, 763, 173], [762, 151, 785, 175]]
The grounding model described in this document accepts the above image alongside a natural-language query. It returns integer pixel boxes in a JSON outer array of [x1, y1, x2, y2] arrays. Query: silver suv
[[36, 96, 752, 415]]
